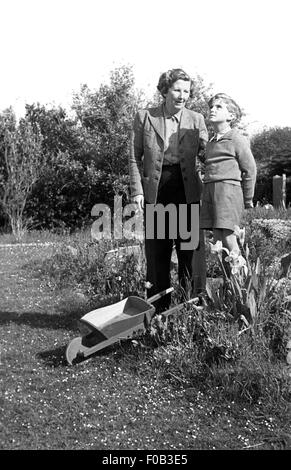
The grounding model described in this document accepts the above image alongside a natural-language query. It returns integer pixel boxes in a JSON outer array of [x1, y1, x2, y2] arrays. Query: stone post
[[272, 174, 286, 209]]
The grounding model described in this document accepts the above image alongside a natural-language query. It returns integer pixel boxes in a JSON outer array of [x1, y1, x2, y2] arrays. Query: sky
[[1, 0, 291, 133]]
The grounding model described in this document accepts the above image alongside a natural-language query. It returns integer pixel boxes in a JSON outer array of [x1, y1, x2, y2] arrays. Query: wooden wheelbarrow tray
[[66, 288, 198, 365]]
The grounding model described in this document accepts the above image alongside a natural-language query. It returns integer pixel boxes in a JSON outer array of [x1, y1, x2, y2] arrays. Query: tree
[[24, 103, 81, 162], [0, 115, 44, 239], [187, 73, 214, 117], [23, 103, 93, 229], [0, 108, 17, 228], [22, 101, 127, 229], [72, 65, 143, 175], [251, 127, 291, 203]]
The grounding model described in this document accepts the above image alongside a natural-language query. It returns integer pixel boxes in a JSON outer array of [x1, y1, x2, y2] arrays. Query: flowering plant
[[207, 226, 262, 329]]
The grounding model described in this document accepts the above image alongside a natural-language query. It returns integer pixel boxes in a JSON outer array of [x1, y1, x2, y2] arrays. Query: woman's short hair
[[208, 93, 242, 121], [157, 68, 194, 98]]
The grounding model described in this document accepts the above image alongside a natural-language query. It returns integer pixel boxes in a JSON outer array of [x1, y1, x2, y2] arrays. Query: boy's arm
[[236, 135, 257, 208], [129, 110, 145, 199]]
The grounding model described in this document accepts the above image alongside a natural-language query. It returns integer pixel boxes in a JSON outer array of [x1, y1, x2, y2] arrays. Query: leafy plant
[[205, 224, 291, 351]]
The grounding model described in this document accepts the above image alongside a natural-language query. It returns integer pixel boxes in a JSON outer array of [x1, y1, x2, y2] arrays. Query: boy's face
[[165, 79, 191, 115], [209, 99, 233, 124]]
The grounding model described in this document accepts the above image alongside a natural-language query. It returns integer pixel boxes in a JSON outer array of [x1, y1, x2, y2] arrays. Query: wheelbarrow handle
[[147, 287, 174, 304], [161, 297, 199, 318]]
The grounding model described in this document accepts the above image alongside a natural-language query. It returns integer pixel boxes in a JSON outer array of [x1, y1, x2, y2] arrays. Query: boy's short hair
[[208, 93, 242, 122], [157, 68, 194, 99]]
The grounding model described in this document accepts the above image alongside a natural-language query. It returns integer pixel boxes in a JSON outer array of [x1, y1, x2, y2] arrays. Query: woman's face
[[164, 79, 191, 115]]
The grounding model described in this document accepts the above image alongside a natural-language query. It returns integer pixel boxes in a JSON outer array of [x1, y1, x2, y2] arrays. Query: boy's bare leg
[[222, 229, 240, 254], [213, 228, 240, 277], [213, 228, 239, 253]]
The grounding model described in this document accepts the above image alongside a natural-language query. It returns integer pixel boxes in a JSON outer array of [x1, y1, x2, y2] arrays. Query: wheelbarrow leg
[[66, 336, 83, 365]]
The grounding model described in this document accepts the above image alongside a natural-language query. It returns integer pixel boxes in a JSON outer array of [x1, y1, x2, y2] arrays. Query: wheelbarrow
[[66, 288, 198, 365]]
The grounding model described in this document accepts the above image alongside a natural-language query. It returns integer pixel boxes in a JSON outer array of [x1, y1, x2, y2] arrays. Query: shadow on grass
[[37, 344, 68, 367], [0, 309, 83, 331], [37, 339, 121, 368]]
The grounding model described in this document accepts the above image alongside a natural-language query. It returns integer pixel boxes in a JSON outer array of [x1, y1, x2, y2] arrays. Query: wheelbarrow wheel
[[66, 336, 84, 365]]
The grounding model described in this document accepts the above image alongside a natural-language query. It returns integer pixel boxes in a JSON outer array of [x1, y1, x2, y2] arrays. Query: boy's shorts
[[200, 181, 244, 231]]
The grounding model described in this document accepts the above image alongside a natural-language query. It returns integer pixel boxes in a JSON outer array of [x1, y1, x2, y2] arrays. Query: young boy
[[200, 93, 257, 256]]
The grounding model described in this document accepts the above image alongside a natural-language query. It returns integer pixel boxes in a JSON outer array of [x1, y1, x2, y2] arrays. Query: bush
[[146, 306, 290, 407], [251, 126, 291, 206], [242, 210, 291, 267], [25, 154, 130, 230], [28, 239, 146, 304]]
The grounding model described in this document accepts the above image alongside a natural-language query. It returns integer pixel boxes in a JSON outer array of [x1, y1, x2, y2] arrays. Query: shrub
[[28, 239, 146, 304], [146, 305, 290, 407], [25, 156, 129, 230]]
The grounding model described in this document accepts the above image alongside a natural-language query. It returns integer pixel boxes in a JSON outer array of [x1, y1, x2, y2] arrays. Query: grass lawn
[[0, 240, 290, 450]]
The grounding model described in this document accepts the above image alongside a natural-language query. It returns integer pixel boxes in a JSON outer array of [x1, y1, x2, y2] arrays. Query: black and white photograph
[[0, 0, 290, 455]]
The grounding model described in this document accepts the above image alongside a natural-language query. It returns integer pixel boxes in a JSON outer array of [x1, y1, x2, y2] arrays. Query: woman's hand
[[132, 195, 144, 211], [244, 200, 254, 209]]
